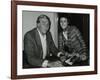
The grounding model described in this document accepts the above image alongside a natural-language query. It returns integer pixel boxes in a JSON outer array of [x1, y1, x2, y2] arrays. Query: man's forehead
[[40, 17, 48, 21], [40, 16, 47, 19]]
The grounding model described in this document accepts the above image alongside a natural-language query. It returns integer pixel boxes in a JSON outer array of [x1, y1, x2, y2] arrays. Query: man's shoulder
[[24, 28, 37, 38], [27, 28, 37, 34]]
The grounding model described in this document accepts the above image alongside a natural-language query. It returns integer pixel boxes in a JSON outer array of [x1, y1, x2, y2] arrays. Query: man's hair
[[36, 14, 51, 26]]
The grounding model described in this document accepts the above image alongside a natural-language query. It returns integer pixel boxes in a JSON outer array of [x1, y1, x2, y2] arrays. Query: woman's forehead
[[60, 17, 68, 21], [60, 17, 67, 19]]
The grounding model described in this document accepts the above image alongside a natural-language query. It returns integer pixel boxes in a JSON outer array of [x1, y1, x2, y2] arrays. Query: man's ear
[[37, 23, 40, 27]]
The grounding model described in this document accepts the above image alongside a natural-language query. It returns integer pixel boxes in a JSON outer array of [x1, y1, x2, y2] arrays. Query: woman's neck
[[63, 26, 68, 32]]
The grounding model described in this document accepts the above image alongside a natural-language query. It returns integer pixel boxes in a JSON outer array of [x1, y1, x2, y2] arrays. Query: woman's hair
[[58, 14, 71, 32], [59, 16, 70, 24]]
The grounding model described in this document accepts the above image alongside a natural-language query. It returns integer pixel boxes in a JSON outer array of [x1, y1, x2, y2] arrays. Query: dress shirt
[[37, 29, 47, 59]]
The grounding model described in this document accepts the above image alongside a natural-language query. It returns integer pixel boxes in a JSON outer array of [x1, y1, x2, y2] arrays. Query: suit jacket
[[24, 28, 59, 67]]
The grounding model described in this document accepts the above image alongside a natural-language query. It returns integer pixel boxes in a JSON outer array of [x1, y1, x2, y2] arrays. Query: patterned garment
[[58, 26, 87, 56]]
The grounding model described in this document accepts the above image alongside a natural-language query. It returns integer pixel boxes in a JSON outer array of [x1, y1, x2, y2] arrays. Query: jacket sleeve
[[24, 32, 43, 67], [71, 26, 88, 61], [75, 27, 87, 54], [47, 32, 59, 56]]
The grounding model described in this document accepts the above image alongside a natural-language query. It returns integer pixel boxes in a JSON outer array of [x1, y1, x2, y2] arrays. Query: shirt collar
[[37, 28, 46, 39]]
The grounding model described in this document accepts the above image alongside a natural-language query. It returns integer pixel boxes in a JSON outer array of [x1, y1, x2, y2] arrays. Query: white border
[[17, 5, 95, 75]]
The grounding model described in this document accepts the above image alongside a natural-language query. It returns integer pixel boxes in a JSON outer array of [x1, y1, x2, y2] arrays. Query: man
[[24, 14, 65, 68]]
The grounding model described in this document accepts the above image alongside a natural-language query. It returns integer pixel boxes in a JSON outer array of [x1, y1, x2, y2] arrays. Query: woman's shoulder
[[69, 25, 78, 30], [58, 32, 63, 39], [68, 25, 79, 32], [59, 32, 63, 36]]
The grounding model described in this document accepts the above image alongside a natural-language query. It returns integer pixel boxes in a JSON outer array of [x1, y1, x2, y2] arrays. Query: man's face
[[60, 17, 68, 30], [38, 17, 49, 35]]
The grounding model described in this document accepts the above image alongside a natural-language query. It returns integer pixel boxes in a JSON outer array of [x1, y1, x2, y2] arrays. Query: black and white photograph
[[11, 1, 97, 79], [22, 11, 89, 69]]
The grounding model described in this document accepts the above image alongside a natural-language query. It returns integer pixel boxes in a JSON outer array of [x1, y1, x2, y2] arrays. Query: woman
[[58, 16, 88, 65]]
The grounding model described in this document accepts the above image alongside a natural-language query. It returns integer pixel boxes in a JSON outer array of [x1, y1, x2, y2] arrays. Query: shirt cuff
[[42, 60, 48, 67], [57, 52, 63, 57]]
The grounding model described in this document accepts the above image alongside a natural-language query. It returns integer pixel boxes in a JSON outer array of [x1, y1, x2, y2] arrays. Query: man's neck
[[37, 28, 46, 38], [37, 28, 45, 35], [63, 26, 69, 32]]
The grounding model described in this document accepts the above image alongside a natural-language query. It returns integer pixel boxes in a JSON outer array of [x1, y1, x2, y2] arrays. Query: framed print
[[11, 0, 97, 79]]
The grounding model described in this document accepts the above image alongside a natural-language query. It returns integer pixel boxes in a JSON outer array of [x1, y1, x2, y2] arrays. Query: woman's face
[[60, 17, 69, 30]]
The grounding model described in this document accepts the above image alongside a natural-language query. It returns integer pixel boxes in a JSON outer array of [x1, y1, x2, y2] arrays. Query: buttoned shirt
[[37, 29, 47, 59]]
